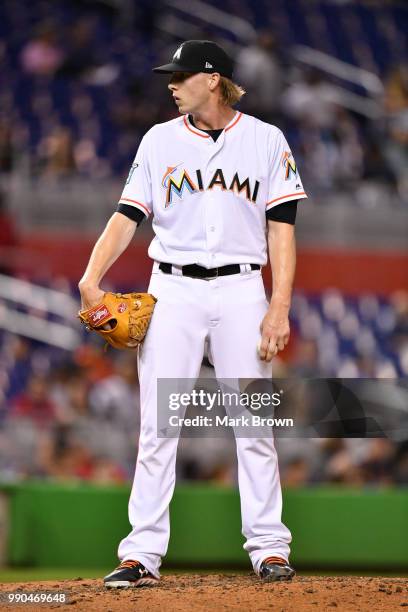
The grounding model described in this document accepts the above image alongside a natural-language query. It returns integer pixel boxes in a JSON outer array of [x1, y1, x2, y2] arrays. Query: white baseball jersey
[[118, 111, 307, 267]]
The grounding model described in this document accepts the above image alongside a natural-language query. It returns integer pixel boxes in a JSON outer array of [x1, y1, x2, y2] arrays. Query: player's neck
[[190, 105, 236, 131]]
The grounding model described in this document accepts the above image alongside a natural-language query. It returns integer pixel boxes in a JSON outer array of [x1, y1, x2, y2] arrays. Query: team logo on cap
[[282, 151, 297, 180], [173, 44, 183, 60]]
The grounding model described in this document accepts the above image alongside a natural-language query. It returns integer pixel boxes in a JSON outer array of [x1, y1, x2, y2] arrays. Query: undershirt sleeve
[[266, 200, 298, 224], [117, 203, 147, 225]]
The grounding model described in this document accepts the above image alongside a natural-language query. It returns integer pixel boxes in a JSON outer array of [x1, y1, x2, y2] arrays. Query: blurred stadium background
[[0, 0, 407, 575]]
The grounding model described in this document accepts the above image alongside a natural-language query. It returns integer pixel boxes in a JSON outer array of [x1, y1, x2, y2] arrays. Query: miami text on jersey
[[162, 166, 260, 207]]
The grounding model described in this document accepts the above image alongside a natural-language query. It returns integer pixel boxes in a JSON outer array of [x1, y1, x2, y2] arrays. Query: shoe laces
[[263, 556, 287, 566], [117, 560, 142, 570]]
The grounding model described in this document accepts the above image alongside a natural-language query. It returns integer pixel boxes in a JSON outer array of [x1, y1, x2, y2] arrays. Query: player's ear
[[208, 73, 220, 91]]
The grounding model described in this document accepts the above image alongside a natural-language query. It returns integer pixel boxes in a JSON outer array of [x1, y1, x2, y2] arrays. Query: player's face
[[168, 72, 214, 114]]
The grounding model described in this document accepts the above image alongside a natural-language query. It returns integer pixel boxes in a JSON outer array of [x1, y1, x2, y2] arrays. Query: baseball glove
[[78, 292, 157, 350]]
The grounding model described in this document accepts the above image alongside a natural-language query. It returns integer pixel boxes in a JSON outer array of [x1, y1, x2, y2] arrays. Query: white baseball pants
[[117, 265, 291, 577]]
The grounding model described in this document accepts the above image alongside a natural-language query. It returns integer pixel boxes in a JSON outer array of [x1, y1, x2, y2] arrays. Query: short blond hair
[[219, 77, 246, 106]]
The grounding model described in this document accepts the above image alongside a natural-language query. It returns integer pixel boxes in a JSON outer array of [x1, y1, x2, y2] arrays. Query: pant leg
[[209, 270, 292, 574], [118, 272, 208, 577]]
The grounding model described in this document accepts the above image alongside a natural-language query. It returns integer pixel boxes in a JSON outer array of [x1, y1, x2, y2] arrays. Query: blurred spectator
[[282, 69, 339, 130], [63, 372, 90, 421], [73, 344, 114, 383], [57, 18, 102, 79], [133, 0, 161, 37], [382, 64, 408, 201], [309, 439, 364, 485], [111, 86, 161, 134], [74, 138, 110, 178], [10, 374, 57, 426], [235, 31, 283, 123], [38, 422, 127, 483], [92, 456, 127, 484], [178, 433, 237, 484], [3, 337, 32, 401], [88, 353, 139, 429], [389, 291, 408, 362], [325, 445, 366, 485], [20, 24, 64, 77], [282, 71, 364, 190], [394, 441, 408, 485], [49, 361, 83, 425], [291, 339, 320, 377], [281, 457, 310, 487], [362, 135, 395, 183], [0, 119, 13, 175], [0, 191, 19, 275], [49, 440, 96, 481], [359, 438, 396, 485], [36, 125, 76, 179]]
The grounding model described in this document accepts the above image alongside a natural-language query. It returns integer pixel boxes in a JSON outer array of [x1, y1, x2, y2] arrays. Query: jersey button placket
[[207, 142, 222, 325], [204, 139, 224, 267], [205, 193, 218, 267]]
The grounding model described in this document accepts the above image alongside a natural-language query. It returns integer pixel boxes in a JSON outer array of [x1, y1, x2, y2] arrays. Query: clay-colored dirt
[[0, 575, 407, 611]]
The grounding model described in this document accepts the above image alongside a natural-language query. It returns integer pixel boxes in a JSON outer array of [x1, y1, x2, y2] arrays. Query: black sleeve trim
[[266, 200, 298, 225], [117, 203, 147, 225]]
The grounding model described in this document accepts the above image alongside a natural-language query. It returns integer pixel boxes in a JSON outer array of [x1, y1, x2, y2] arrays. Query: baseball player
[[78, 40, 307, 587]]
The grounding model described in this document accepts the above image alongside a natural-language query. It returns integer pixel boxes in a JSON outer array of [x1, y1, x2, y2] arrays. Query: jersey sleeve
[[265, 129, 307, 212], [266, 200, 298, 224], [117, 132, 153, 219]]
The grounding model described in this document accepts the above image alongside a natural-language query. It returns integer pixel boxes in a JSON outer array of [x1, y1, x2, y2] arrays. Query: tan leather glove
[[78, 292, 157, 350]]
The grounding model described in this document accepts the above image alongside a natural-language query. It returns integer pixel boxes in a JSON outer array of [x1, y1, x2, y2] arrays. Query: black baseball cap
[[153, 40, 233, 78]]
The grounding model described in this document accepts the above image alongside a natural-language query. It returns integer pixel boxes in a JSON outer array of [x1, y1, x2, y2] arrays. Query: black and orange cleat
[[103, 560, 159, 588], [259, 556, 296, 582]]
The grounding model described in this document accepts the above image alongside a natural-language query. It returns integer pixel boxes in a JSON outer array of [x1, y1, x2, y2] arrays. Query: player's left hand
[[258, 304, 290, 362]]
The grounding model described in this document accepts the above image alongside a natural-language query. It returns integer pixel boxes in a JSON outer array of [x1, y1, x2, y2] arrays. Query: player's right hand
[[78, 283, 105, 311], [259, 305, 290, 362]]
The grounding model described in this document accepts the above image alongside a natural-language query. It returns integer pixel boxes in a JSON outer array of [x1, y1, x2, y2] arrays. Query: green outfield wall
[[1, 482, 407, 569]]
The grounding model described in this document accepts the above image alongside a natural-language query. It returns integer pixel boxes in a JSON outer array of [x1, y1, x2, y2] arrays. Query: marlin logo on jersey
[[162, 165, 197, 206], [282, 151, 297, 180], [162, 166, 260, 207], [125, 162, 139, 185]]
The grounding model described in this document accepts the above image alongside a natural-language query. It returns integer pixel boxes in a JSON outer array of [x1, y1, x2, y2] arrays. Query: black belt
[[159, 262, 260, 279]]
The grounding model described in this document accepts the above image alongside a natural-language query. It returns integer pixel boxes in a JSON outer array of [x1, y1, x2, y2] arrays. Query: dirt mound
[[0, 575, 407, 611]]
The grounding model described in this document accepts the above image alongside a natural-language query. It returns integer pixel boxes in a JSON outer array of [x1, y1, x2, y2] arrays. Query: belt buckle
[[205, 266, 219, 281]]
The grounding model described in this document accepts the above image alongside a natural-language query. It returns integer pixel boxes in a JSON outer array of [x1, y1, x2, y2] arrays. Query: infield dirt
[[0, 575, 407, 610]]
